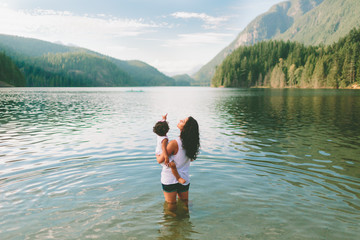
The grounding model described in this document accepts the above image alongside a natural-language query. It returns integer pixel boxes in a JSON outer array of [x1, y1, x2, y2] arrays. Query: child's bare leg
[[169, 162, 186, 184]]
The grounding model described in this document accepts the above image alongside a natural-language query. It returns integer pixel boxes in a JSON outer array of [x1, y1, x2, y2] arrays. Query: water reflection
[[215, 89, 360, 164], [1, 87, 359, 239], [158, 200, 195, 240], [214, 88, 360, 213]]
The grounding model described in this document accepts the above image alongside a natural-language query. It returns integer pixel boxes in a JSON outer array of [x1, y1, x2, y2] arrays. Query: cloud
[[171, 12, 228, 29], [153, 59, 195, 75], [163, 32, 233, 47], [0, 5, 160, 44]]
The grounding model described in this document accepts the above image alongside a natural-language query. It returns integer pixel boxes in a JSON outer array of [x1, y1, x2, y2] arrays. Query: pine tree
[[288, 64, 296, 87], [327, 58, 339, 88], [312, 58, 326, 88]]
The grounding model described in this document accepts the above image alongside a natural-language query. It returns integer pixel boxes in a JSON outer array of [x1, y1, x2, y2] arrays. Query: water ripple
[[1, 88, 360, 239]]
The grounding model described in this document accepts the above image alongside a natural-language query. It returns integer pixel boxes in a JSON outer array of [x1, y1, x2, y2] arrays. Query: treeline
[[212, 27, 360, 88], [0, 52, 25, 86]]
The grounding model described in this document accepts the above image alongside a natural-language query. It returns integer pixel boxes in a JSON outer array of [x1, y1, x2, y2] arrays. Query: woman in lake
[[157, 116, 200, 211]]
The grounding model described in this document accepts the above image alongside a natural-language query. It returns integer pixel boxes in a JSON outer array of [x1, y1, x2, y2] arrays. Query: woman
[[159, 116, 200, 210]]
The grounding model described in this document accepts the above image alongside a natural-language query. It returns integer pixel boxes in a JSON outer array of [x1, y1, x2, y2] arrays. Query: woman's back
[[161, 137, 190, 185]]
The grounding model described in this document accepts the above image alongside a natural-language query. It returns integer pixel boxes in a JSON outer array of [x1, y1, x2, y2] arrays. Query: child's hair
[[153, 121, 169, 136]]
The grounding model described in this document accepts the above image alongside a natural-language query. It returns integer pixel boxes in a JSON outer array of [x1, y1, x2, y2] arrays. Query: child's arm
[[169, 162, 186, 184], [156, 138, 169, 164], [162, 138, 170, 166], [156, 113, 169, 164]]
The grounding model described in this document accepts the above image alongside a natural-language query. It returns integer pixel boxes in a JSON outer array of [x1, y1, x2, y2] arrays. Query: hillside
[[194, 0, 360, 85], [18, 51, 133, 87], [212, 27, 360, 89], [112, 60, 175, 86], [275, 0, 360, 45], [0, 34, 80, 57], [0, 52, 25, 87], [0, 34, 174, 87], [172, 74, 194, 86]]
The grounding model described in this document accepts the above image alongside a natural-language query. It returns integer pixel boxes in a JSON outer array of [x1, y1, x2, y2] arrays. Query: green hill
[[0, 34, 174, 87], [172, 74, 195, 86], [19, 51, 132, 87], [0, 34, 79, 57], [194, 0, 360, 85], [112, 60, 175, 86]]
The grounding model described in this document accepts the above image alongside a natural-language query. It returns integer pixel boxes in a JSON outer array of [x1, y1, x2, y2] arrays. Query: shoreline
[[2, 83, 360, 89]]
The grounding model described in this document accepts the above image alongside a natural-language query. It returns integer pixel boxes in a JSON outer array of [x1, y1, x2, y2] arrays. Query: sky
[[0, 0, 284, 76]]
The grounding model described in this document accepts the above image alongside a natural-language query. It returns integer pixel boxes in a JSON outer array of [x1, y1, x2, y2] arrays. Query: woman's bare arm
[[166, 139, 178, 156]]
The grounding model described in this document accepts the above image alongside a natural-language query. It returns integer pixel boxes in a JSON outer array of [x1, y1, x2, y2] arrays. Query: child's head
[[153, 121, 169, 136]]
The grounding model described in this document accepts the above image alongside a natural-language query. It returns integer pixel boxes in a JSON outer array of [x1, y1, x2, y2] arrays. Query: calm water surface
[[0, 87, 359, 239]]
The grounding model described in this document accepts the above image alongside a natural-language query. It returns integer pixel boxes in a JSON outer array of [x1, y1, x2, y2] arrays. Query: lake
[[0, 87, 359, 239]]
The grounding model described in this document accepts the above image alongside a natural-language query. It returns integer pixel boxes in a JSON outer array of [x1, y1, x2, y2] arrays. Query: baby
[[153, 114, 186, 184]]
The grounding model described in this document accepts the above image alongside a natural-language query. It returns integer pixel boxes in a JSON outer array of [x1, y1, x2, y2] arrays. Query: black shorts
[[162, 183, 190, 193]]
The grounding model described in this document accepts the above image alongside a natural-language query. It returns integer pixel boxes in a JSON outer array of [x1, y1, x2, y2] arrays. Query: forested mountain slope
[[275, 0, 360, 45], [194, 0, 360, 85], [212, 27, 360, 89]]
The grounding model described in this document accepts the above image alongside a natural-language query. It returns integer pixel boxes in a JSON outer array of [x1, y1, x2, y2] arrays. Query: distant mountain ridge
[[112, 60, 175, 86], [274, 0, 360, 45], [193, 0, 360, 84], [172, 74, 194, 86], [0, 34, 81, 57], [0, 34, 175, 87]]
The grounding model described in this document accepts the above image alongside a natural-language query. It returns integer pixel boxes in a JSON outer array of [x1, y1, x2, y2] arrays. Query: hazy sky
[[0, 0, 283, 75]]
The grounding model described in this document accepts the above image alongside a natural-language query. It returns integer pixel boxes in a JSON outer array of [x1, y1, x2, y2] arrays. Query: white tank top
[[161, 137, 191, 185], [155, 135, 168, 155]]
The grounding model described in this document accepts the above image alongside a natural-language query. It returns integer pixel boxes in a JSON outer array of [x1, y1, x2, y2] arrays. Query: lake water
[[0, 87, 359, 239]]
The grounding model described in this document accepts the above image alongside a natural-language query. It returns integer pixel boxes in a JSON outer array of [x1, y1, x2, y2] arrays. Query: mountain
[[274, 0, 360, 45], [172, 74, 195, 86], [112, 60, 175, 86], [194, 0, 360, 85], [212, 27, 360, 89], [0, 34, 174, 87]]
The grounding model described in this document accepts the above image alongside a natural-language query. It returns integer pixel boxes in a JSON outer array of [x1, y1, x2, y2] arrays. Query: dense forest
[[0, 52, 25, 87], [212, 27, 360, 88], [13, 51, 177, 87], [16, 52, 133, 87]]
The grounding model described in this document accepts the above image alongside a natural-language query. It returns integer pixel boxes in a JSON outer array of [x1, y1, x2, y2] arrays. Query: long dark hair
[[180, 116, 200, 160]]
